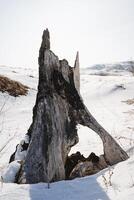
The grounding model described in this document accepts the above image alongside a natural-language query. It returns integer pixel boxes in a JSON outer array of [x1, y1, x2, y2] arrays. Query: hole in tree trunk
[[65, 125, 104, 180], [70, 125, 103, 157]]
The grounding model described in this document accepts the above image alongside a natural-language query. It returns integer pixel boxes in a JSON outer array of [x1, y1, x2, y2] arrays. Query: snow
[[1, 161, 21, 183], [0, 65, 134, 199], [0, 159, 134, 200], [14, 144, 27, 161], [23, 135, 30, 144], [84, 61, 134, 76], [14, 138, 29, 161]]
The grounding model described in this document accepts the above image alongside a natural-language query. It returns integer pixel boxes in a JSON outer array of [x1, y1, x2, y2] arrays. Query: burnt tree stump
[[17, 29, 128, 184]]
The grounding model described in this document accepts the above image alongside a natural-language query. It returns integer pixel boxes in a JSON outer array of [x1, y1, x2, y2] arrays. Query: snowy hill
[[0, 64, 134, 199], [82, 61, 134, 76]]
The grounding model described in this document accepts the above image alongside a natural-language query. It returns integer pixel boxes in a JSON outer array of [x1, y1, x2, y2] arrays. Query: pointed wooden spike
[[42, 28, 50, 50], [73, 51, 80, 93]]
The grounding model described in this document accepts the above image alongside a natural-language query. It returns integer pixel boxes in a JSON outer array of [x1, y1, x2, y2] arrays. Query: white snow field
[[0, 64, 134, 200]]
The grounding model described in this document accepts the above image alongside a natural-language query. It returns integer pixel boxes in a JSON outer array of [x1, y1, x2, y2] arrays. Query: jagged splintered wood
[[73, 51, 80, 93], [18, 29, 128, 184]]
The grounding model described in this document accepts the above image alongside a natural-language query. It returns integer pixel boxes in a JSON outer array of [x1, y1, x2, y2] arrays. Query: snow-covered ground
[[83, 60, 134, 76], [0, 64, 134, 200]]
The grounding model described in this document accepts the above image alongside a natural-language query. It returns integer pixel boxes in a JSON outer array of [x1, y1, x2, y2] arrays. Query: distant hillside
[[82, 61, 134, 76]]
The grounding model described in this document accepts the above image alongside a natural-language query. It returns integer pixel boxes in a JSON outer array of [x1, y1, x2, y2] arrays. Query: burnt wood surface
[[17, 29, 128, 184]]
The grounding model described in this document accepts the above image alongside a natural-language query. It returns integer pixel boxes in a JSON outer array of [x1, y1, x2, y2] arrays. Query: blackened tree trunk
[[18, 29, 128, 184]]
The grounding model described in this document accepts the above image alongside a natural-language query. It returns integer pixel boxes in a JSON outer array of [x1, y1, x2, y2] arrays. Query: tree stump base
[[9, 29, 129, 184]]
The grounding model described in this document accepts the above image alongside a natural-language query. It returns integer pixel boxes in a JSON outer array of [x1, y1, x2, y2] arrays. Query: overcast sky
[[0, 0, 134, 69]]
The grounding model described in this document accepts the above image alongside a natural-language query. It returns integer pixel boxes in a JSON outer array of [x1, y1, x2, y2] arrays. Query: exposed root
[[65, 152, 108, 180]]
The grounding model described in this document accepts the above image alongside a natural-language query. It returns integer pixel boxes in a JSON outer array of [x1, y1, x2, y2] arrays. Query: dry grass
[[102, 167, 114, 190], [122, 98, 134, 105], [0, 75, 29, 97]]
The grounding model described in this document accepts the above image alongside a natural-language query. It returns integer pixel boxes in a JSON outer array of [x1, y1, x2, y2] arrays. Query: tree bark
[[18, 29, 128, 184]]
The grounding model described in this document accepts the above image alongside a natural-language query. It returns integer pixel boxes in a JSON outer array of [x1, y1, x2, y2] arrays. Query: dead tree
[[17, 29, 128, 184]]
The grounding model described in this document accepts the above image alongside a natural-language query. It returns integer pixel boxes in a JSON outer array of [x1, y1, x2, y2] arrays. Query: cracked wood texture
[[19, 29, 128, 184]]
